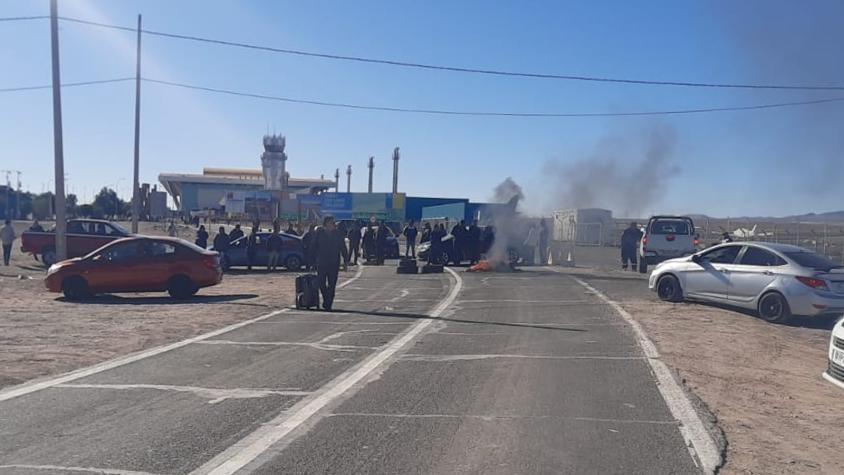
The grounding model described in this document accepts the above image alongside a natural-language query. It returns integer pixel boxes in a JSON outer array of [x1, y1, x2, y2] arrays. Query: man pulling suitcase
[[310, 216, 349, 311]]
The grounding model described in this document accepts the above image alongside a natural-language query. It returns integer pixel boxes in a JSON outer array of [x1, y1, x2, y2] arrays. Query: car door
[[728, 246, 786, 305], [85, 241, 142, 292], [138, 240, 179, 291], [683, 245, 742, 301]]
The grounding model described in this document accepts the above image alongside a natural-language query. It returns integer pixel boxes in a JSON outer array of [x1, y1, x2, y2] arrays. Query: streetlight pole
[[131, 14, 142, 232], [50, 0, 67, 261]]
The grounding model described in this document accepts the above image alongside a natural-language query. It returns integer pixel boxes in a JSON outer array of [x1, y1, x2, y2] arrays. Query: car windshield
[[109, 222, 130, 235], [784, 251, 843, 271]]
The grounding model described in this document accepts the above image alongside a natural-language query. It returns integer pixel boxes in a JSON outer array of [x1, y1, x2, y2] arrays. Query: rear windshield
[[649, 220, 691, 235], [784, 251, 842, 271]]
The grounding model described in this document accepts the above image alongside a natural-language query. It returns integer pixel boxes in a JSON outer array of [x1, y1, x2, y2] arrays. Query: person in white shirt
[[1, 219, 16, 266]]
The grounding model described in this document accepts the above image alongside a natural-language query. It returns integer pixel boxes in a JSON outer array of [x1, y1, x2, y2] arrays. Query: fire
[[467, 259, 515, 273]]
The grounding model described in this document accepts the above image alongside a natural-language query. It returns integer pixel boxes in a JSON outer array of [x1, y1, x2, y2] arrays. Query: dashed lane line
[[192, 268, 463, 475]]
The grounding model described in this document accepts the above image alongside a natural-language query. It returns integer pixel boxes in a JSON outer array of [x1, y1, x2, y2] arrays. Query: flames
[[467, 258, 515, 273]]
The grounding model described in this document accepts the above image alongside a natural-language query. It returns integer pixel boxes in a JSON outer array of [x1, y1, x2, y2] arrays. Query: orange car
[[45, 236, 223, 300]]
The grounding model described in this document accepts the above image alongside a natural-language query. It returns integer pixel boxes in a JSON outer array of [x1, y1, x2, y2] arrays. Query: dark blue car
[[213, 232, 305, 271]]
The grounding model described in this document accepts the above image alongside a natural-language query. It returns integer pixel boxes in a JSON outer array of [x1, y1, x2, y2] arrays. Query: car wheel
[[285, 254, 303, 271], [42, 247, 57, 267], [638, 259, 647, 274], [757, 292, 791, 323], [168, 275, 197, 299], [656, 274, 683, 302], [62, 276, 90, 301]]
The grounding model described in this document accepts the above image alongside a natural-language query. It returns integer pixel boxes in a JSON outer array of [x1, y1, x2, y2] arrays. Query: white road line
[[0, 268, 366, 404], [401, 354, 646, 362], [566, 274, 722, 474], [192, 268, 463, 475], [252, 321, 411, 326], [55, 383, 311, 404], [196, 340, 376, 352], [0, 308, 288, 403], [456, 299, 591, 304], [0, 464, 162, 475], [329, 413, 679, 425]]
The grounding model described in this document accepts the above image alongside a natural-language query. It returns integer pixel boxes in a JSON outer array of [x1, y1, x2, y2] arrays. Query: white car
[[638, 216, 699, 273], [648, 242, 844, 323], [824, 317, 844, 389]]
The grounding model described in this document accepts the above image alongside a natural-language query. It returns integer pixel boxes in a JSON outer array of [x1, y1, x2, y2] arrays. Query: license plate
[[833, 348, 844, 366]]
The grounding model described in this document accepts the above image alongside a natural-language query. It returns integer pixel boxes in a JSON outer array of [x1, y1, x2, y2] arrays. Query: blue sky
[[1, 0, 842, 217]]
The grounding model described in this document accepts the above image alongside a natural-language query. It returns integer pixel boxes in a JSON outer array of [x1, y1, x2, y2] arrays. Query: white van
[[638, 216, 699, 273]]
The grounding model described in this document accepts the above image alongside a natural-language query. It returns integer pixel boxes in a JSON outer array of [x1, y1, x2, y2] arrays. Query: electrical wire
[[0, 77, 134, 93], [141, 77, 844, 117], [0, 15, 49, 22], [7, 15, 835, 92]]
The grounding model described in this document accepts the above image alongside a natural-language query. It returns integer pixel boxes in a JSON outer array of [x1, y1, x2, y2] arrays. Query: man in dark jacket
[[311, 216, 349, 311], [467, 220, 481, 264], [228, 223, 244, 243], [213, 226, 230, 263], [302, 224, 316, 271], [195, 225, 209, 249], [402, 221, 419, 258], [347, 222, 361, 265], [246, 226, 259, 271], [375, 221, 389, 265], [451, 220, 467, 265], [620, 222, 643, 271], [266, 226, 283, 271]]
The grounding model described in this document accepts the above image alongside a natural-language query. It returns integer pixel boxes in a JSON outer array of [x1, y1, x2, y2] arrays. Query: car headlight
[[47, 264, 60, 276]]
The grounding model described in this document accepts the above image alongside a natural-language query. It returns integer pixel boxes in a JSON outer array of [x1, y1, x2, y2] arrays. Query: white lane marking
[[329, 413, 678, 425], [336, 264, 364, 289], [401, 354, 645, 362], [456, 299, 591, 304], [567, 274, 722, 474], [0, 464, 162, 475], [0, 268, 367, 404], [389, 288, 411, 302], [0, 308, 288, 403], [196, 340, 376, 352], [253, 321, 411, 326], [55, 383, 310, 404], [193, 268, 463, 475]]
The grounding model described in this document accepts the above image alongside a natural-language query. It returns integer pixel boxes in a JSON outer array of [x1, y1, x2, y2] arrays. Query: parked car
[[214, 232, 304, 271], [21, 219, 133, 267], [649, 242, 844, 323], [638, 215, 698, 273], [45, 236, 222, 300], [823, 317, 844, 389]]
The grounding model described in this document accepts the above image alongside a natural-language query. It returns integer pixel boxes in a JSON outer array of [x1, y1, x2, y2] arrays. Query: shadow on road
[[686, 300, 840, 330], [336, 309, 587, 333], [56, 293, 259, 305]]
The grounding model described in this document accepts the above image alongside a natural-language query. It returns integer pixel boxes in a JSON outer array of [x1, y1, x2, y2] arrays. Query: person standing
[[266, 225, 283, 271], [302, 224, 316, 271], [429, 223, 446, 265], [375, 221, 389, 265], [620, 221, 643, 271], [347, 222, 361, 265], [403, 220, 418, 258], [1, 219, 16, 266], [195, 225, 209, 249], [167, 221, 177, 237], [451, 220, 467, 265], [29, 220, 45, 232], [285, 221, 299, 236], [246, 225, 259, 271], [311, 216, 349, 311], [362, 225, 376, 262], [538, 219, 550, 265], [228, 223, 244, 243], [420, 222, 432, 244], [213, 226, 230, 263], [467, 220, 481, 264]]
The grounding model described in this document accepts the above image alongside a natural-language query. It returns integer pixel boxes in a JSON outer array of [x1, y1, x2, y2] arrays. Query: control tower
[[261, 134, 287, 191]]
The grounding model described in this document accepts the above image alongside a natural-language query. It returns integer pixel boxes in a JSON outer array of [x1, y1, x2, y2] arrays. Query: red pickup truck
[[21, 219, 134, 267]]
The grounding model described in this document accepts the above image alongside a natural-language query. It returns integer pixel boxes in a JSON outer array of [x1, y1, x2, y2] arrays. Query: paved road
[[0, 265, 700, 474]]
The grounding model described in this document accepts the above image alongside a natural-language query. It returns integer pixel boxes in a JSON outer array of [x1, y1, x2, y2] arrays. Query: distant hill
[[686, 211, 844, 223]]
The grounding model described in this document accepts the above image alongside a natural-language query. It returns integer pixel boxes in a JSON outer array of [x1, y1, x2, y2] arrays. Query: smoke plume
[[543, 124, 679, 217], [492, 177, 524, 204]]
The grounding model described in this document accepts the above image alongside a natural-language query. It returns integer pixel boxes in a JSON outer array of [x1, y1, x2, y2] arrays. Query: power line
[[3, 14, 840, 92], [0, 15, 49, 22], [0, 77, 134, 93], [141, 77, 844, 117]]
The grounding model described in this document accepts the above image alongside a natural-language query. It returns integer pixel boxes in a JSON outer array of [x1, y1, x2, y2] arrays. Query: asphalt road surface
[[0, 265, 701, 474]]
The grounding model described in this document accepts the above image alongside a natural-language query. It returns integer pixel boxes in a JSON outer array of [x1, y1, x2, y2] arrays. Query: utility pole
[[346, 165, 352, 193], [367, 156, 374, 193], [15, 171, 21, 219], [50, 0, 67, 261], [2, 171, 10, 220], [131, 14, 142, 233], [334, 168, 340, 192]]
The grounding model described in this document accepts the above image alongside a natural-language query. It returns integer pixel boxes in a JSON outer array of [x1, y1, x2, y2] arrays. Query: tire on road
[[285, 254, 303, 271], [656, 274, 683, 302], [167, 274, 197, 299], [62, 276, 90, 301], [757, 291, 791, 323], [41, 247, 57, 267]]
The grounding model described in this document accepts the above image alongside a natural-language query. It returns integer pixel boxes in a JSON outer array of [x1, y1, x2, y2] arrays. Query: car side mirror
[[691, 254, 701, 264]]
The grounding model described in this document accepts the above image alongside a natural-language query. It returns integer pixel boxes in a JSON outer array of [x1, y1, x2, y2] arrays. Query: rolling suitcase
[[295, 274, 320, 309], [397, 258, 418, 274]]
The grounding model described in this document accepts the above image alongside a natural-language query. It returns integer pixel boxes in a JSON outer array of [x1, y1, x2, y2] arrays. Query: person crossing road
[[311, 216, 349, 311]]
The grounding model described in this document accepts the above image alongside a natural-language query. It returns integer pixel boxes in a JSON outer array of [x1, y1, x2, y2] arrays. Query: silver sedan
[[648, 242, 844, 323]]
